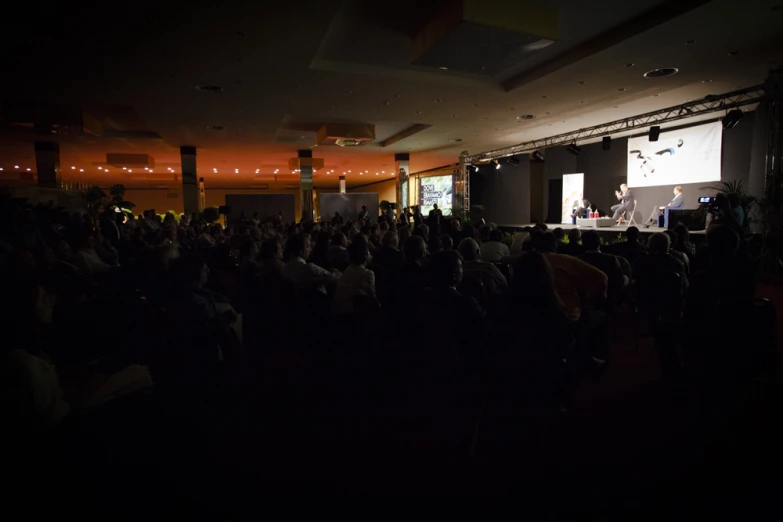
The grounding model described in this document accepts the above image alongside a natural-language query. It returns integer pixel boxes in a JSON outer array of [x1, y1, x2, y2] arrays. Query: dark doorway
[[546, 179, 562, 223]]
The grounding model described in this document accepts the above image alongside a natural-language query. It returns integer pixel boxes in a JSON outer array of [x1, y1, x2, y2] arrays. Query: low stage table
[[576, 217, 616, 228]]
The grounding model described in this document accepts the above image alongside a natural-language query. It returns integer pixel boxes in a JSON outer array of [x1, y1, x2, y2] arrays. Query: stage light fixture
[[602, 136, 612, 151], [649, 126, 661, 142], [722, 109, 743, 129], [566, 143, 581, 156], [493, 159, 501, 169], [507, 156, 520, 166], [474, 165, 479, 172], [532, 151, 545, 162]]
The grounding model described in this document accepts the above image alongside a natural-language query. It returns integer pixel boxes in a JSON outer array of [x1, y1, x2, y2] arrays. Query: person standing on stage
[[644, 186, 684, 228], [612, 184, 635, 222]]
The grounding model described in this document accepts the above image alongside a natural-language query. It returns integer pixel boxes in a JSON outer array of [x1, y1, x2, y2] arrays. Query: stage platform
[[499, 223, 705, 235]]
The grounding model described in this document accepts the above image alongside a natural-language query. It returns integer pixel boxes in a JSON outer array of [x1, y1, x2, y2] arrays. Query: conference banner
[[561, 173, 585, 224]]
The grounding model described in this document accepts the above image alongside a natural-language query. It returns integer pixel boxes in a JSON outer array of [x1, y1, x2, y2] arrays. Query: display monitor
[[627, 121, 722, 188], [419, 175, 453, 216]]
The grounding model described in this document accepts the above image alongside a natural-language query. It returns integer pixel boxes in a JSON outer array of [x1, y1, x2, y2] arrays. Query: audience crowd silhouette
[[0, 196, 775, 506]]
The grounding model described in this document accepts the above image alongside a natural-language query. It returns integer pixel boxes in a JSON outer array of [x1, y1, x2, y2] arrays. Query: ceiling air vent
[[317, 123, 375, 146]]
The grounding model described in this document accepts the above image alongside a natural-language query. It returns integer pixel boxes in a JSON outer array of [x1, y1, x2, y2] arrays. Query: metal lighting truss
[[463, 85, 765, 165]]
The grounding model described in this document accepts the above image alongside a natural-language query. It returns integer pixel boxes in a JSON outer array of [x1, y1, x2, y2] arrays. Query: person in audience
[[441, 234, 454, 252], [673, 223, 696, 262], [332, 235, 377, 315], [579, 230, 627, 304], [413, 223, 429, 242], [727, 193, 745, 229], [310, 231, 332, 270], [480, 229, 510, 262], [373, 231, 404, 269], [610, 226, 648, 264], [632, 232, 689, 297], [282, 233, 340, 294], [664, 229, 690, 275], [559, 228, 585, 257], [327, 232, 350, 272], [705, 193, 744, 239], [685, 225, 755, 322], [412, 205, 424, 227], [534, 232, 608, 323], [417, 250, 484, 366], [457, 237, 507, 298], [1, 279, 70, 434], [258, 237, 285, 280], [553, 228, 566, 250], [401, 235, 429, 298], [73, 232, 111, 277], [427, 235, 443, 256], [449, 218, 464, 246], [509, 228, 531, 256]]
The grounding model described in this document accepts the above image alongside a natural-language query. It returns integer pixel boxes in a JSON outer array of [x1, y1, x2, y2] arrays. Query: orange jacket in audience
[[542, 252, 608, 322]]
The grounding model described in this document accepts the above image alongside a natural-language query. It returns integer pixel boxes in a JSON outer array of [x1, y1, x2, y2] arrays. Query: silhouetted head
[[582, 230, 600, 251], [648, 232, 670, 255], [430, 250, 462, 288]]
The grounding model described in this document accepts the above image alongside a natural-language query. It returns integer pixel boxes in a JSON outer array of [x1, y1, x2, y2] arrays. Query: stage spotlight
[[532, 151, 545, 162], [602, 136, 612, 151], [566, 143, 581, 156], [474, 165, 479, 172], [649, 126, 661, 142], [507, 156, 520, 165], [493, 159, 501, 169], [723, 109, 743, 129]]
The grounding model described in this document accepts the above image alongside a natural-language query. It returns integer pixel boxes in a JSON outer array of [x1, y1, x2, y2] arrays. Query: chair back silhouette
[[636, 271, 682, 320]]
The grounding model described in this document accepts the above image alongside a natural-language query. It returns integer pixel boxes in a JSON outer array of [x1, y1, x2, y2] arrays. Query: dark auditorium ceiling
[[0, 0, 782, 188]]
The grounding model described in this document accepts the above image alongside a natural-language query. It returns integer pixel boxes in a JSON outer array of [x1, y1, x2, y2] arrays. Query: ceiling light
[[376, 173, 379, 176], [123, 167, 127, 170], [0, 168, 3, 171], [493, 159, 501, 170], [507, 156, 520, 166], [474, 165, 479, 172], [702, 79, 712, 83], [26, 168, 31, 171], [723, 109, 743, 129], [98, 167, 102, 170], [439, 67, 448, 70], [566, 143, 581, 156], [541, 95, 549, 99], [684, 39, 696, 45], [71, 166, 76, 170], [649, 126, 661, 142], [531, 151, 545, 162], [728, 51, 739, 56], [617, 87, 626, 91], [652, 94, 660, 97], [360, 173, 363, 175], [625, 63, 635, 67], [517, 114, 535, 120], [14, 165, 19, 169], [128, 169, 132, 173], [577, 81, 585, 85], [644, 67, 679, 78]]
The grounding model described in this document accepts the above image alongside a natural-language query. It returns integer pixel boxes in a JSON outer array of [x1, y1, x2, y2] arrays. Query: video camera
[[699, 196, 721, 216]]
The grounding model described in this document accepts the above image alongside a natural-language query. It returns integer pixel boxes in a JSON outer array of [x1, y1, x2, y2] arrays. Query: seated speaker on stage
[[611, 184, 634, 221], [570, 196, 590, 224], [644, 186, 684, 229]]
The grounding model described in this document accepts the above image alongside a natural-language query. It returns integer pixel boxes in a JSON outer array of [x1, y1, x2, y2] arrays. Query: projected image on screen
[[627, 121, 722, 188], [419, 175, 453, 216], [401, 180, 408, 210]]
